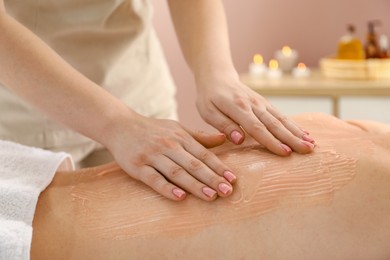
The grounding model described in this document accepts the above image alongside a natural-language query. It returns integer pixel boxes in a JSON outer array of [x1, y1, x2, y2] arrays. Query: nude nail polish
[[230, 131, 243, 144], [218, 183, 232, 195], [172, 188, 186, 199], [223, 170, 237, 183], [302, 140, 315, 149], [281, 143, 292, 154], [302, 134, 315, 144], [202, 187, 217, 198]]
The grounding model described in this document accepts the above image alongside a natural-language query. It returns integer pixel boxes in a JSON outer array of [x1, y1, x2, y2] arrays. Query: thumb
[[190, 131, 226, 148]]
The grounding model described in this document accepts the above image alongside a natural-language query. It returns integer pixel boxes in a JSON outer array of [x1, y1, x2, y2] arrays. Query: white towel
[[0, 140, 74, 260]]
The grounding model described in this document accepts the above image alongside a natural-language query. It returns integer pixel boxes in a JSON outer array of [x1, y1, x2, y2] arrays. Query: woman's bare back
[[31, 113, 390, 259]]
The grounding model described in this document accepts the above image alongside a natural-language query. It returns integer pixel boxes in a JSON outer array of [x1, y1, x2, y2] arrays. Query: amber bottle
[[365, 21, 381, 59], [337, 25, 365, 60]]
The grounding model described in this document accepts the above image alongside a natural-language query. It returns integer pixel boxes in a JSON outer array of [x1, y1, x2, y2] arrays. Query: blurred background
[[152, 0, 390, 132]]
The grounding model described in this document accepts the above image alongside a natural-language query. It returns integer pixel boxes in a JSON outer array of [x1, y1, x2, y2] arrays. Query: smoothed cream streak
[[69, 138, 366, 240]]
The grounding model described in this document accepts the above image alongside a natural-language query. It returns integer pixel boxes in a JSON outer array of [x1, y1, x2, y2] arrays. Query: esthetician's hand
[[195, 74, 315, 155], [106, 114, 236, 201]]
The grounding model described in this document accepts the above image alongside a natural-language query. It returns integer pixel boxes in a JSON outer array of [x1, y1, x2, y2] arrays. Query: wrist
[[94, 103, 140, 152], [194, 66, 239, 88]]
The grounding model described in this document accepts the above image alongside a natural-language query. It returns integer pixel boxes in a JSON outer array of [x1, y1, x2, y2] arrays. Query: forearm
[[0, 10, 134, 148], [167, 0, 238, 84], [167, 1, 314, 155]]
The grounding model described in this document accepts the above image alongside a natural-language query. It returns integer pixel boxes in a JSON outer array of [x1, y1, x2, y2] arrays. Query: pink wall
[[152, 0, 390, 132]]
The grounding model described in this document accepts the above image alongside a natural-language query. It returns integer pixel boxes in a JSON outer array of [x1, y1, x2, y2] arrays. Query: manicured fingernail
[[202, 187, 217, 198], [281, 143, 292, 154], [302, 140, 315, 149], [302, 134, 315, 144], [230, 130, 243, 144], [223, 170, 237, 183], [172, 188, 186, 199], [218, 183, 232, 195]]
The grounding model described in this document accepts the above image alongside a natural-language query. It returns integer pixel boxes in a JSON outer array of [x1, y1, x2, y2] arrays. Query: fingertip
[[202, 186, 218, 201], [280, 143, 292, 156], [230, 130, 245, 145], [213, 132, 227, 145], [218, 182, 233, 197], [299, 140, 316, 154], [172, 188, 187, 201], [223, 170, 237, 184], [302, 134, 316, 144], [192, 131, 227, 148], [218, 133, 227, 142]]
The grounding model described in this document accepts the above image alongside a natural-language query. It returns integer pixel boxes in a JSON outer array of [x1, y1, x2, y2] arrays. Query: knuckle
[[174, 130, 188, 141], [249, 96, 260, 106], [275, 114, 289, 124], [188, 159, 203, 172], [256, 107, 267, 118], [198, 150, 212, 162], [156, 136, 177, 149], [267, 119, 282, 130], [133, 153, 149, 167], [168, 166, 183, 179], [233, 95, 250, 111], [252, 122, 267, 133], [219, 121, 234, 133]]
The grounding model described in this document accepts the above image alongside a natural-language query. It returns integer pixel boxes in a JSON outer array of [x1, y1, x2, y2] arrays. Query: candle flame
[[269, 59, 279, 70], [282, 46, 292, 57], [253, 54, 263, 64], [297, 62, 306, 70]]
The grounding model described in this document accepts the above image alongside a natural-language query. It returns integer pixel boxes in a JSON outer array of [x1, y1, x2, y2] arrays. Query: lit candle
[[267, 59, 282, 79], [248, 54, 267, 77], [275, 46, 298, 73], [292, 62, 311, 78]]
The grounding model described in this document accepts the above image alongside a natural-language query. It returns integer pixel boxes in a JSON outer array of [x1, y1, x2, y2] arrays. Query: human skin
[[31, 114, 390, 259], [0, 0, 314, 201], [168, 0, 313, 154]]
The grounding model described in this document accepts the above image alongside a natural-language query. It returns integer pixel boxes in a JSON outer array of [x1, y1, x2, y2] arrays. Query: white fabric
[[0, 140, 74, 260]]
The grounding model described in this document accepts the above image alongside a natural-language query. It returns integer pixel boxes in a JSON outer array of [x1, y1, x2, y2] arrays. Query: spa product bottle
[[337, 25, 365, 60], [365, 21, 381, 59]]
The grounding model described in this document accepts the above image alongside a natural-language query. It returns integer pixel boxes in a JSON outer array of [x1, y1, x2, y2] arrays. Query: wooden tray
[[320, 57, 390, 80]]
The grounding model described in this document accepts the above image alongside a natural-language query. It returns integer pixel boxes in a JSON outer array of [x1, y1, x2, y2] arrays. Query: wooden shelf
[[240, 70, 390, 117]]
